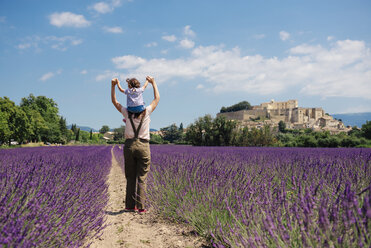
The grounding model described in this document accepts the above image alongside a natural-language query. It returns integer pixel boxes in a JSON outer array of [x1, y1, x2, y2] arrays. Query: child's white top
[[124, 87, 145, 107]]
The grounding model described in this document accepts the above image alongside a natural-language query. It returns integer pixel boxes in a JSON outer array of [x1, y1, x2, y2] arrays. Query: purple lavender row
[[147, 146, 371, 247], [0, 146, 112, 247], [113, 145, 125, 173]]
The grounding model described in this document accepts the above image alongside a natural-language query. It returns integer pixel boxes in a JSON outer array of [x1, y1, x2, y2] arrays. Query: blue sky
[[1, 0, 371, 130]]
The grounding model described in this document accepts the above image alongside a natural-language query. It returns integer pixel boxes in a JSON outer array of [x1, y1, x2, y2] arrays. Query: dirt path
[[89, 148, 206, 248]]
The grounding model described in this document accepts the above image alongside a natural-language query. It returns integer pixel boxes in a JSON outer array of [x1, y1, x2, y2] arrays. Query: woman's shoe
[[138, 209, 147, 214], [124, 207, 138, 212]]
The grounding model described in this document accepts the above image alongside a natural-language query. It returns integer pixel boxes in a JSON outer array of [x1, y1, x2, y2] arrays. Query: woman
[[111, 76, 160, 213]]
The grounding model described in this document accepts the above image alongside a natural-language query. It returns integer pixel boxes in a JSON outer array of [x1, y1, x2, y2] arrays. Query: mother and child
[[111, 76, 160, 213]]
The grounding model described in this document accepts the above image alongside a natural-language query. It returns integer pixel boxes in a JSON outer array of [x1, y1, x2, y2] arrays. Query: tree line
[[159, 115, 371, 148], [2, 94, 370, 148], [0, 94, 112, 146], [220, 101, 252, 113], [0, 95, 68, 145]]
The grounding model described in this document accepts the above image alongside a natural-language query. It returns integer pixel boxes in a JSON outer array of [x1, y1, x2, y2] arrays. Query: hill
[[332, 112, 371, 128], [67, 125, 98, 132]]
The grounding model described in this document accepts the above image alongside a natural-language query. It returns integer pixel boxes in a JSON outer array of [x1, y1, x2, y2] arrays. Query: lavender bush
[[145, 146, 371, 247], [0, 146, 112, 247], [113, 145, 124, 172]]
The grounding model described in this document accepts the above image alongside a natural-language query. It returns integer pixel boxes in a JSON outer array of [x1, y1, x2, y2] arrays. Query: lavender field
[[0, 146, 112, 247], [139, 146, 370, 247], [2, 145, 370, 247]]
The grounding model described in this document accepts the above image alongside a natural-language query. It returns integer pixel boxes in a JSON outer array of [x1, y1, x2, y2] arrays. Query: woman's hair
[[128, 109, 146, 119], [126, 78, 141, 88]]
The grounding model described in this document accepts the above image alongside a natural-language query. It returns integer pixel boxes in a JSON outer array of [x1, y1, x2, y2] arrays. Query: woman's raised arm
[[111, 79, 123, 113], [147, 76, 160, 112]]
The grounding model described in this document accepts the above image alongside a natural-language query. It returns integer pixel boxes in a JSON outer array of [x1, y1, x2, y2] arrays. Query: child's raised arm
[[116, 79, 126, 94], [142, 79, 149, 90]]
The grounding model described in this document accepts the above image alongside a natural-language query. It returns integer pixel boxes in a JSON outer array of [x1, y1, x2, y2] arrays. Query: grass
[[20, 142, 45, 147], [117, 225, 124, 233]]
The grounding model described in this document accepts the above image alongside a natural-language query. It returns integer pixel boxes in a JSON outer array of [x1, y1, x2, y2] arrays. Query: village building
[[218, 99, 351, 133]]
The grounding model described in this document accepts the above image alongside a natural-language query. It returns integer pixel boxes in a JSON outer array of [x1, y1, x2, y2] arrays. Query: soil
[[89, 148, 207, 248]]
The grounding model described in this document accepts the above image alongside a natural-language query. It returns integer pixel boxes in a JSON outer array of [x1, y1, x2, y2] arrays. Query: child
[[116, 77, 149, 122]]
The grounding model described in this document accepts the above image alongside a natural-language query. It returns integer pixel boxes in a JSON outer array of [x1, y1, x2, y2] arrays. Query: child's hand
[[146, 76, 154, 83], [111, 78, 117, 86]]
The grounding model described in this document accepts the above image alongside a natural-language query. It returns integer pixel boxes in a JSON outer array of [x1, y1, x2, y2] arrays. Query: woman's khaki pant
[[123, 139, 151, 209]]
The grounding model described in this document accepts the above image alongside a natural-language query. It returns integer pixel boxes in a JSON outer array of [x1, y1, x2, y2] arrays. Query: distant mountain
[[67, 124, 98, 132], [67, 125, 157, 133], [332, 112, 371, 128]]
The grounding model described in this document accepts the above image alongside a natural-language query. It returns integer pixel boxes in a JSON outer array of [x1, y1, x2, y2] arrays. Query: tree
[[361, 120, 371, 139], [66, 129, 74, 142], [75, 128, 80, 141], [0, 97, 17, 145], [296, 134, 318, 147], [0, 97, 32, 145], [20, 94, 63, 143], [161, 124, 182, 143], [278, 121, 286, 133], [185, 115, 237, 146], [99, 125, 110, 134], [58, 117, 68, 144], [260, 125, 276, 146], [12, 107, 31, 144], [150, 133, 164, 144], [185, 123, 202, 146], [0, 111, 11, 145], [220, 101, 252, 113], [71, 124, 77, 134], [185, 116, 211, 146], [26, 108, 47, 142], [80, 130, 89, 143], [212, 115, 236, 146], [113, 126, 125, 141], [90, 129, 93, 140]]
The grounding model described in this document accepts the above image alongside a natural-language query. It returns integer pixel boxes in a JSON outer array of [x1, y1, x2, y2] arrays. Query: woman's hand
[[146, 76, 154, 84], [148, 76, 160, 111], [111, 78, 118, 86]]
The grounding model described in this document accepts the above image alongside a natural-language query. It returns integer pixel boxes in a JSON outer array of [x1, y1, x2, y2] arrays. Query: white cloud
[[184, 25, 196, 37], [196, 84, 204, 89], [81, 70, 88, 74], [279, 31, 290, 41], [18, 43, 32, 50], [179, 39, 195, 49], [108, 39, 371, 99], [40, 72, 54, 81], [0, 16, 6, 23], [17, 36, 41, 51], [253, 34, 266, 40], [49, 12, 90, 28], [91, 0, 122, 14], [93, 2, 112, 13], [327, 36, 335, 41], [40, 70, 61, 82], [162, 35, 177, 42], [17, 35, 82, 51], [112, 55, 147, 69], [145, 42, 158, 48], [95, 70, 123, 81], [112, 0, 123, 6], [47, 36, 83, 51], [103, 26, 123, 33]]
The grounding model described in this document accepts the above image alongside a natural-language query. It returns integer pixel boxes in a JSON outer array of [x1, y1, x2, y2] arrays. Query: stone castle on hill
[[217, 99, 350, 133]]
